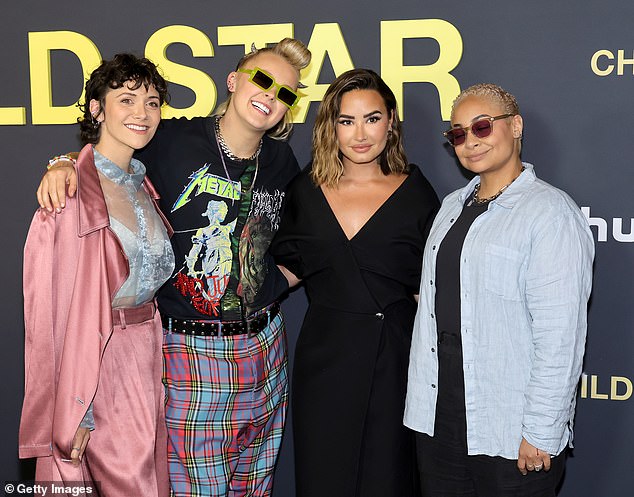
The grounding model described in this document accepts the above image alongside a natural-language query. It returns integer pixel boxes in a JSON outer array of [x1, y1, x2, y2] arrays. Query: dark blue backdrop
[[1, 2, 632, 496]]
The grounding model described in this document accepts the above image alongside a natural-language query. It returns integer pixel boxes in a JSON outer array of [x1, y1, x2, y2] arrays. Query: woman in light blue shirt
[[404, 83, 594, 497]]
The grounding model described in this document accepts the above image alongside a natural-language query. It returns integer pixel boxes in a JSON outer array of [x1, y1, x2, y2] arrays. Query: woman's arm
[[277, 264, 302, 288], [521, 211, 594, 456]]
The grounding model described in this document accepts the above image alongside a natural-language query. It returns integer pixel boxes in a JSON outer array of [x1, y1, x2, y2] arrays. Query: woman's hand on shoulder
[[37, 160, 77, 213]]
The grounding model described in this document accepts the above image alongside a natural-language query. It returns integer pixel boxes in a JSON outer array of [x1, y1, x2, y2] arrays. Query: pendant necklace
[[213, 116, 261, 203], [468, 166, 525, 206]]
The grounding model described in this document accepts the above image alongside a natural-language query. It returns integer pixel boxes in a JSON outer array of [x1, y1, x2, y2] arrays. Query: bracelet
[[47, 154, 76, 170]]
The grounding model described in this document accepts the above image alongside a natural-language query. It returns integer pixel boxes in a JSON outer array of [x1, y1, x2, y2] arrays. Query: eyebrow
[[338, 110, 383, 119], [117, 91, 160, 98]]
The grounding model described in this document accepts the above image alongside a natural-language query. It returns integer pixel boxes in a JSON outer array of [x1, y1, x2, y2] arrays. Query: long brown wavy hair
[[311, 68, 409, 187]]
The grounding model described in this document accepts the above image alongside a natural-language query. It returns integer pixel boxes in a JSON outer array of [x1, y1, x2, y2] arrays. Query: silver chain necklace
[[471, 166, 525, 205], [213, 117, 260, 203], [214, 116, 262, 162]]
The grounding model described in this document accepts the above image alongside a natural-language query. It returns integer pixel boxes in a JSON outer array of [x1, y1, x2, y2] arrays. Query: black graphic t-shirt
[[135, 117, 299, 321]]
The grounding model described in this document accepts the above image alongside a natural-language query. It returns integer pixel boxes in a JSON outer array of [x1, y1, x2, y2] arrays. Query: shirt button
[[430, 280, 433, 285], [375, 312, 384, 320], [450, 218, 455, 223], [432, 245, 436, 250], [431, 384, 436, 389], [430, 314, 434, 319], [431, 347, 435, 353]]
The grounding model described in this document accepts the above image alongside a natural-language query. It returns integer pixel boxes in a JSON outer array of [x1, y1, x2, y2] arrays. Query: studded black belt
[[162, 302, 280, 337]]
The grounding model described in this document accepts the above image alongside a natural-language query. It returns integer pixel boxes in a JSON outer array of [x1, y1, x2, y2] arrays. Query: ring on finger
[[535, 465, 543, 472]]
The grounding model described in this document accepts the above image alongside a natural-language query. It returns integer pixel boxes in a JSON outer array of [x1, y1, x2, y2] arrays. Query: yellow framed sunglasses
[[237, 67, 300, 109]]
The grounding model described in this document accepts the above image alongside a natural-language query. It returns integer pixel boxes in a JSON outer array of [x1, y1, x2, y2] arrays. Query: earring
[[228, 75, 236, 92], [91, 116, 101, 129]]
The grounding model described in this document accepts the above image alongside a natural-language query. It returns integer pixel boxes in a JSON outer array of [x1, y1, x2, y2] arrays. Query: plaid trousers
[[163, 310, 288, 497]]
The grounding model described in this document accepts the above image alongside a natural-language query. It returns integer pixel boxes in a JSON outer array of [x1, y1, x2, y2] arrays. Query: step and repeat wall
[[1, 1, 632, 496]]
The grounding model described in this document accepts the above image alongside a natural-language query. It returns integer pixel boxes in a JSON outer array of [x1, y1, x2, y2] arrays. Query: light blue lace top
[[79, 150, 174, 431], [94, 149, 175, 308]]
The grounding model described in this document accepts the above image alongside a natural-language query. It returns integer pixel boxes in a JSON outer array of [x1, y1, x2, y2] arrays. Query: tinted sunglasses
[[443, 113, 515, 146], [237, 67, 300, 109]]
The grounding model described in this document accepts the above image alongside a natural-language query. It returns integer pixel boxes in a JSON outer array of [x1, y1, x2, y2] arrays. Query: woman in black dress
[[271, 69, 439, 497]]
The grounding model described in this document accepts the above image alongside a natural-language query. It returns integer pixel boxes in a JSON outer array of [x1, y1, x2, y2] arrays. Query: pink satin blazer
[[19, 144, 171, 469]]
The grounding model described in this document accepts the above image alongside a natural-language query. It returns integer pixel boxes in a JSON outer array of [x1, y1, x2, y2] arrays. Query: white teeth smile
[[251, 101, 271, 115], [126, 124, 149, 131]]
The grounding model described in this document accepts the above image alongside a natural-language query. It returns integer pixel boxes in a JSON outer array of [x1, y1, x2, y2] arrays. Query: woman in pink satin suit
[[19, 54, 174, 497]]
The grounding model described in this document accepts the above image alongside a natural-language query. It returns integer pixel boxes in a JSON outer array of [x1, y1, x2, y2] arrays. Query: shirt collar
[[93, 148, 146, 190], [457, 162, 536, 209]]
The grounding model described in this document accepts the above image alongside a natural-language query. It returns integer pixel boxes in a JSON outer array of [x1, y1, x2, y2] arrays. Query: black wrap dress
[[271, 166, 439, 497]]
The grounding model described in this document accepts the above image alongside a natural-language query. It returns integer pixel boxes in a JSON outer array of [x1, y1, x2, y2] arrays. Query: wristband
[[47, 154, 76, 170]]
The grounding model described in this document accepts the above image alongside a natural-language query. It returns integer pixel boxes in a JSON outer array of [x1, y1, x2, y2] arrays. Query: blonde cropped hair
[[214, 38, 311, 141], [451, 83, 522, 151], [451, 83, 520, 121], [311, 69, 409, 187]]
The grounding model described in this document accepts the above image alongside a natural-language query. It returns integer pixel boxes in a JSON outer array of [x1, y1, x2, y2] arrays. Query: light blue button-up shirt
[[404, 163, 594, 459]]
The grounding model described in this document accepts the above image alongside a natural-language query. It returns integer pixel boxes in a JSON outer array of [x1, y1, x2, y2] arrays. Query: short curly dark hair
[[78, 53, 169, 145]]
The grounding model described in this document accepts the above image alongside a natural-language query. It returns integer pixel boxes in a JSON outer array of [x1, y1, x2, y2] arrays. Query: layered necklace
[[214, 116, 262, 161], [213, 116, 261, 200], [470, 166, 525, 205]]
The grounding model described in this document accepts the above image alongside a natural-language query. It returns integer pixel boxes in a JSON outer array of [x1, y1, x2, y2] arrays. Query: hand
[[36, 162, 77, 213], [70, 427, 90, 466], [277, 265, 301, 288], [517, 437, 551, 475]]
